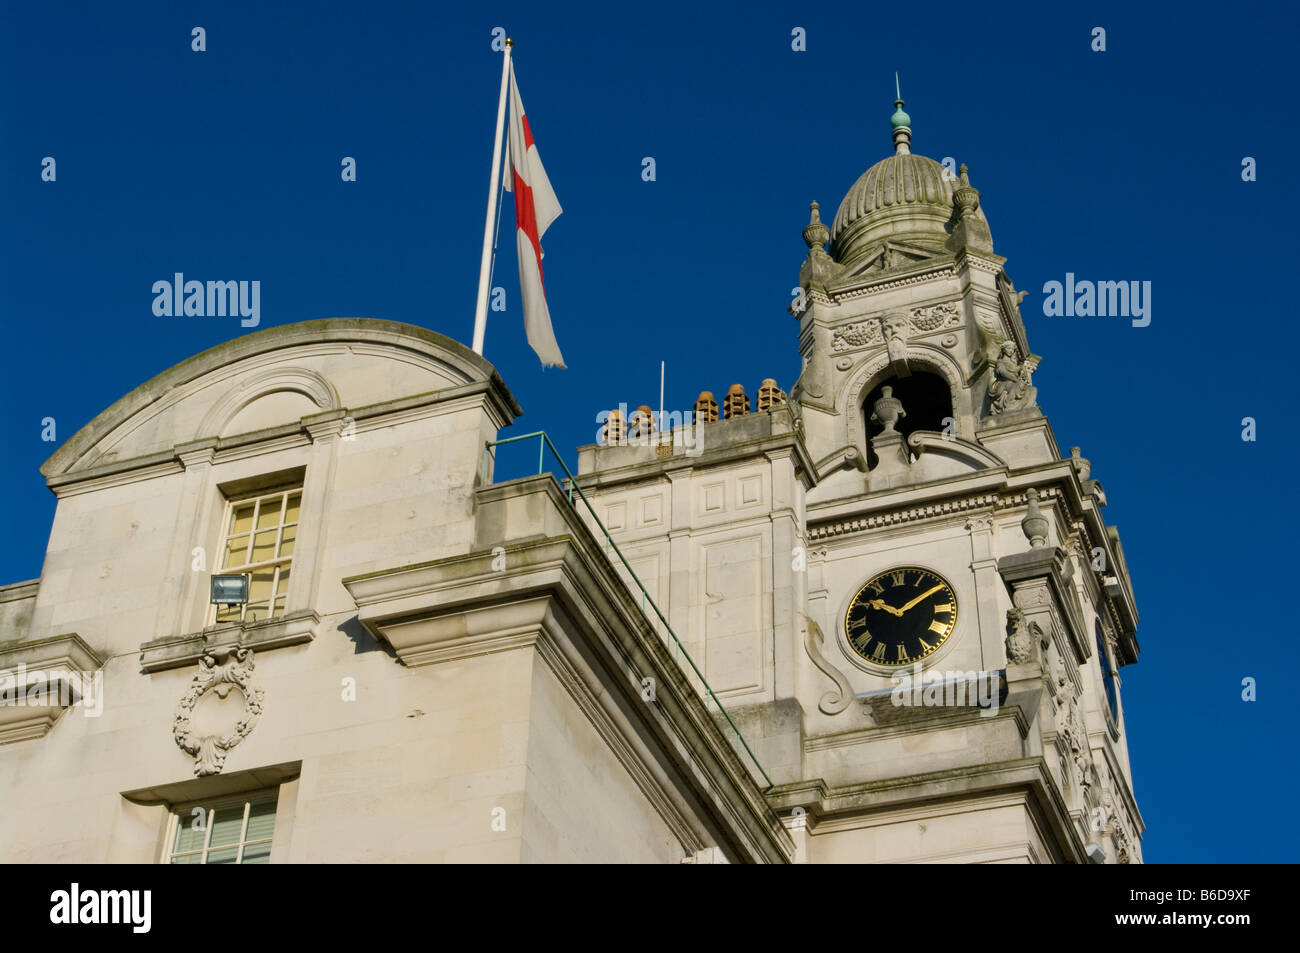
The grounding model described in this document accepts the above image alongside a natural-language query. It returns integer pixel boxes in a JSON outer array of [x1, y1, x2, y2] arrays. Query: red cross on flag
[[503, 62, 566, 369]]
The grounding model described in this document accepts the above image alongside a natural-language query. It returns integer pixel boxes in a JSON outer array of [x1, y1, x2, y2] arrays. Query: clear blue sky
[[2, 0, 1294, 862]]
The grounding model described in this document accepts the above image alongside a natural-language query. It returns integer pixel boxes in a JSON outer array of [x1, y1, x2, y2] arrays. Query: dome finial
[[890, 73, 912, 155]]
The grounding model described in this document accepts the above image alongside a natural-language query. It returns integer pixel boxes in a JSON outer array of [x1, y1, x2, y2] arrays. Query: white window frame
[[162, 790, 278, 865], [213, 483, 302, 625]]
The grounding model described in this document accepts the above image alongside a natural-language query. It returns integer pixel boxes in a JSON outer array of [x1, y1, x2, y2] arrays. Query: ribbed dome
[[830, 152, 956, 266]]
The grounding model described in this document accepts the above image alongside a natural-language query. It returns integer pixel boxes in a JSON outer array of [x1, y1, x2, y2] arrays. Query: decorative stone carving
[[987, 340, 1037, 414], [1070, 446, 1091, 480], [1005, 608, 1037, 665], [173, 647, 264, 777], [909, 302, 960, 332], [1020, 488, 1049, 548], [831, 320, 881, 353], [871, 386, 905, 433], [881, 312, 910, 368], [804, 619, 854, 715], [941, 333, 958, 348]]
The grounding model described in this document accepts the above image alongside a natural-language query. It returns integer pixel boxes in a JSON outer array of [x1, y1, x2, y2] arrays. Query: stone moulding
[[173, 647, 263, 777], [0, 633, 105, 745], [139, 609, 319, 673]]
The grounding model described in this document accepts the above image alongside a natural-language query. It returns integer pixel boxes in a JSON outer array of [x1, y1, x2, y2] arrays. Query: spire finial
[[890, 73, 912, 155]]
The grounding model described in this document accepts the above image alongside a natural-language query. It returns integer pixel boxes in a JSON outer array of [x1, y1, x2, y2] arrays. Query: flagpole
[[472, 38, 513, 356]]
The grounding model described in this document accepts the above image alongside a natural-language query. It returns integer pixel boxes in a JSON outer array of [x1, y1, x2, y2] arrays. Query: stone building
[[0, 99, 1141, 863]]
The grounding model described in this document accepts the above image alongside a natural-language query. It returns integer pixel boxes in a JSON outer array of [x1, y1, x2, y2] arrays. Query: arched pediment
[[42, 319, 521, 477]]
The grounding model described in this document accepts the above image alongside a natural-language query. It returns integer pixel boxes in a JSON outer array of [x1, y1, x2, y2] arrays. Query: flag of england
[[503, 63, 565, 368]]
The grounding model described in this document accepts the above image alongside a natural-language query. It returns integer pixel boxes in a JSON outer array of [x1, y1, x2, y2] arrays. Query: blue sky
[[2, 0, 1295, 861]]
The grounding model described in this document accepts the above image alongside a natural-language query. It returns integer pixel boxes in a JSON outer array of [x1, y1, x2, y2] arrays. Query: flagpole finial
[[505, 37, 513, 48]]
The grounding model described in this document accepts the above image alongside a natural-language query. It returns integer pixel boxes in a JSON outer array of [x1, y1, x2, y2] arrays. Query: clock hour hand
[[868, 598, 904, 618], [899, 584, 945, 614]]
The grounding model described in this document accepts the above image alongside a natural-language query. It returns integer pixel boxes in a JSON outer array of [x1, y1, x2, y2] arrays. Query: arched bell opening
[[863, 371, 952, 470]]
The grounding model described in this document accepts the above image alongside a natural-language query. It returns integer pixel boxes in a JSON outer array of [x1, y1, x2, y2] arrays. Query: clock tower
[[576, 94, 1143, 863]]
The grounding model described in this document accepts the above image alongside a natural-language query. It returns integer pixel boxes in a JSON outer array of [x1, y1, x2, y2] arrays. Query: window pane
[[273, 567, 290, 600], [206, 846, 239, 865], [170, 852, 202, 864], [230, 504, 255, 536], [215, 605, 239, 623], [250, 530, 277, 564], [224, 534, 250, 568], [209, 804, 245, 847], [244, 602, 269, 623], [241, 841, 272, 864], [173, 813, 207, 854], [279, 524, 296, 558], [284, 493, 301, 525], [256, 498, 283, 530], [249, 570, 274, 604], [245, 797, 277, 841]]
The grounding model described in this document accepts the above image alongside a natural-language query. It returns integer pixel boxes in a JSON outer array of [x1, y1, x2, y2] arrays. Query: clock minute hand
[[899, 585, 945, 614]]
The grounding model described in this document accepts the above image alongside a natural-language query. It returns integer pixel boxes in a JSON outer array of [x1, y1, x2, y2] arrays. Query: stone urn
[[871, 386, 906, 433], [1021, 487, 1049, 548]]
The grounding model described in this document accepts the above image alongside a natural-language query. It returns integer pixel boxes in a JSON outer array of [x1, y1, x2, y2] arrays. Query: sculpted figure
[[988, 340, 1037, 413]]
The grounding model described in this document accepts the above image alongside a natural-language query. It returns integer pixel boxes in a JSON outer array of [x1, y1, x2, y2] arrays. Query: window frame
[[161, 790, 278, 865], [213, 481, 302, 626]]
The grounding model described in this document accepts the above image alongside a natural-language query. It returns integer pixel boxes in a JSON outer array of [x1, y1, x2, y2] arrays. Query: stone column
[[162, 438, 219, 639], [964, 513, 1002, 672], [294, 409, 349, 610]]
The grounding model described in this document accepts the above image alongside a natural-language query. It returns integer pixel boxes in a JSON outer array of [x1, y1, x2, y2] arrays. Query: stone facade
[[0, 116, 1142, 864]]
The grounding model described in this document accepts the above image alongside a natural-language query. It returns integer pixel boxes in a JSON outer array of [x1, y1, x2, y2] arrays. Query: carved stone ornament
[[831, 320, 881, 353], [871, 386, 906, 433], [1005, 608, 1035, 665], [881, 312, 909, 365], [987, 340, 1037, 414], [173, 647, 264, 777], [804, 619, 854, 715], [1020, 488, 1049, 548], [909, 302, 960, 332]]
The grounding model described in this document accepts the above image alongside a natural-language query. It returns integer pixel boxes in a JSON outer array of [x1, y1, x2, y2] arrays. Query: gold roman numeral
[[933, 602, 953, 615], [896, 645, 908, 662], [890, 570, 906, 587], [917, 638, 934, 653], [848, 616, 867, 633], [928, 620, 948, 635], [869, 579, 885, 595], [872, 641, 887, 660]]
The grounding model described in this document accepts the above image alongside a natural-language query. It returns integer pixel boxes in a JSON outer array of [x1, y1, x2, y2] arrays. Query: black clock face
[[844, 567, 957, 666]]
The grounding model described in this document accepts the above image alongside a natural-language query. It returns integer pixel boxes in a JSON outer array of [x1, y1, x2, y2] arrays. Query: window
[[1095, 621, 1119, 726], [166, 792, 277, 864], [216, 484, 301, 624]]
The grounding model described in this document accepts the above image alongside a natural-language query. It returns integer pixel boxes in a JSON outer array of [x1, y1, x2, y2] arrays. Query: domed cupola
[[829, 86, 963, 268]]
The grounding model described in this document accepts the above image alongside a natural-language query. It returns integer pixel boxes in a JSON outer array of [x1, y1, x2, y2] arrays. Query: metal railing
[[482, 430, 772, 790]]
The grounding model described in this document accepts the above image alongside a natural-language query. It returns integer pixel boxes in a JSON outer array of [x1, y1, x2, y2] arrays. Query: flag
[[503, 62, 565, 368]]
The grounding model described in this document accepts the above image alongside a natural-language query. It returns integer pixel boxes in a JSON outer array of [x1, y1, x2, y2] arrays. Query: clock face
[[844, 567, 958, 666]]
